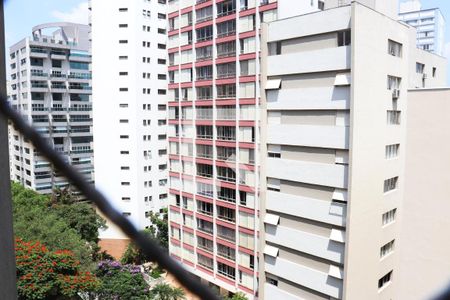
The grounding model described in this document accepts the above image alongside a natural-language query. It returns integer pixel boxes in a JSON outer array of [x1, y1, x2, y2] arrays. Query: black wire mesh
[[0, 98, 220, 300]]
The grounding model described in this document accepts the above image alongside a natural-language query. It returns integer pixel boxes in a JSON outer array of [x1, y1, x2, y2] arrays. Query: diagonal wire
[[0, 98, 220, 300]]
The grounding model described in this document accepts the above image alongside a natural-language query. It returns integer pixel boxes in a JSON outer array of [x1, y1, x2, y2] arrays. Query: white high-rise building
[[398, 0, 445, 56], [92, 0, 169, 254], [8, 23, 93, 196]]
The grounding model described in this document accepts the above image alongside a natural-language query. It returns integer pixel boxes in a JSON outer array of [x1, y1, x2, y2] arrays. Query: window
[[196, 26, 213, 42], [432, 67, 437, 77], [217, 41, 236, 57], [384, 177, 398, 193], [416, 62, 425, 74], [119, 8, 128, 12], [217, 20, 236, 38], [380, 240, 395, 258], [378, 271, 393, 289], [382, 208, 397, 226], [119, 40, 128, 44], [318, 0, 325, 10], [119, 72, 128, 76], [119, 24, 128, 28], [267, 277, 278, 286], [217, 0, 236, 17], [337, 30, 351, 46], [387, 75, 401, 90], [388, 39, 402, 57], [196, 45, 213, 60], [268, 145, 281, 158], [387, 110, 401, 125], [385, 144, 399, 159]]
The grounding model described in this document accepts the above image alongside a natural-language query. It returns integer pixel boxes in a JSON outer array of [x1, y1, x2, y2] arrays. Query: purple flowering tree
[[95, 260, 149, 299]]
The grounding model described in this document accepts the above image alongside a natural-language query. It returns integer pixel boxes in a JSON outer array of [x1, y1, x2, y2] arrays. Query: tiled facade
[[167, 0, 277, 297]]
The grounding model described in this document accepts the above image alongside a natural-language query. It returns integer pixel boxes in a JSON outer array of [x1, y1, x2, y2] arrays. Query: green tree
[[15, 238, 100, 300], [147, 209, 169, 251], [224, 292, 248, 300], [149, 283, 186, 300], [121, 209, 168, 265], [95, 261, 149, 299], [11, 182, 106, 270]]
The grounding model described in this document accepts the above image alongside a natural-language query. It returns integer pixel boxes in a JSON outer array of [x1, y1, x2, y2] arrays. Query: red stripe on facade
[[216, 13, 237, 24], [196, 213, 213, 222], [180, 6, 193, 14], [238, 284, 254, 294], [215, 199, 236, 209], [215, 219, 235, 229], [239, 75, 257, 83], [239, 8, 257, 17], [239, 30, 256, 39], [180, 62, 193, 69], [195, 40, 213, 48], [180, 82, 193, 88], [195, 19, 214, 29], [238, 246, 254, 255], [195, 79, 213, 86], [259, 2, 278, 12], [238, 205, 255, 214], [195, 0, 213, 9], [195, 59, 213, 67], [216, 274, 235, 285], [197, 265, 214, 276], [183, 226, 194, 234], [180, 44, 193, 51], [239, 52, 256, 61], [171, 238, 181, 245], [215, 56, 237, 64]]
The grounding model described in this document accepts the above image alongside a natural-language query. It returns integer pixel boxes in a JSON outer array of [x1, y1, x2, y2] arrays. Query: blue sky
[[3, 0, 450, 83]]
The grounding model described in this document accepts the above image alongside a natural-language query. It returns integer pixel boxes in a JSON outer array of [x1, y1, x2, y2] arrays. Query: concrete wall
[[397, 88, 450, 300]]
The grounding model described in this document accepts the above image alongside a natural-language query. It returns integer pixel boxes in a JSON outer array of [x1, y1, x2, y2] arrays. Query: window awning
[[264, 213, 280, 225], [264, 245, 279, 257], [334, 73, 351, 86], [328, 265, 344, 279], [330, 229, 346, 243], [265, 79, 282, 90]]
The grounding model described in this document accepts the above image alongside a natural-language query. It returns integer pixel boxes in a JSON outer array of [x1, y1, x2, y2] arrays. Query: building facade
[[165, 0, 328, 298], [8, 23, 93, 195], [398, 0, 445, 56], [259, 1, 446, 300], [92, 0, 169, 244]]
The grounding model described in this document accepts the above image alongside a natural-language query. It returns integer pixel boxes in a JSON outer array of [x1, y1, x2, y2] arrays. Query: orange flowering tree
[[15, 238, 100, 300]]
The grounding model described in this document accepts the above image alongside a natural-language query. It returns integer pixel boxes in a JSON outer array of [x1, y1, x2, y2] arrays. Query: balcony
[[267, 46, 351, 76], [264, 256, 342, 299]]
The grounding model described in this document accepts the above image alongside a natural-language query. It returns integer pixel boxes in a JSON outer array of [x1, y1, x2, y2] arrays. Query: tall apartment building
[[8, 23, 93, 195], [165, 0, 331, 298], [92, 0, 169, 251], [259, 1, 447, 300], [398, 0, 445, 56]]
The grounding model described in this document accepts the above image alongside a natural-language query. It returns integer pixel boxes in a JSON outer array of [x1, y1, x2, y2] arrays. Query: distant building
[[91, 0, 169, 249], [399, 0, 445, 56], [8, 22, 93, 196]]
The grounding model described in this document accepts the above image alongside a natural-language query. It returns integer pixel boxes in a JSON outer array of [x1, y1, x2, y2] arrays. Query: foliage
[[121, 209, 168, 265], [147, 209, 169, 251], [224, 292, 248, 300], [150, 266, 164, 279], [11, 182, 106, 270], [15, 238, 100, 300], [95, 260, 149, 299], [149, 283, 186, 300], [121, 230, 152, 265], [53, 201, 107, 244]]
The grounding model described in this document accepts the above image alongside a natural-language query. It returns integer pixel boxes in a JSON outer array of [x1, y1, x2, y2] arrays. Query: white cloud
[[51, 2, 89, 25]]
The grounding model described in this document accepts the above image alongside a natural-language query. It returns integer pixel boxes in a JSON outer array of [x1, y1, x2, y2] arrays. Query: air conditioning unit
[[423, 73, 428, 79], [392, 89, 400, 99]]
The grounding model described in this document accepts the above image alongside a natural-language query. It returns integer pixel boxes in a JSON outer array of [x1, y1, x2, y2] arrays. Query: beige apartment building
[[259, 1, 449, 299]]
